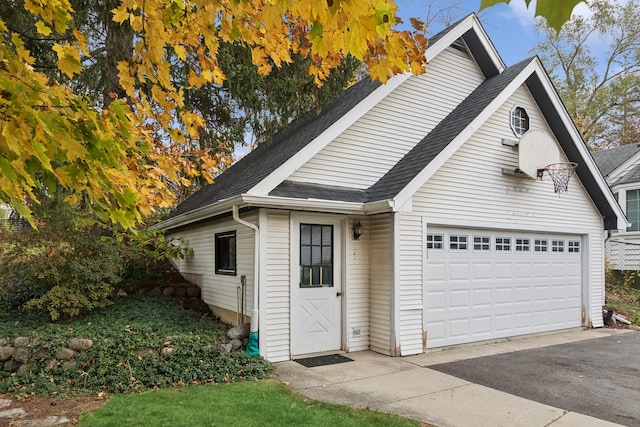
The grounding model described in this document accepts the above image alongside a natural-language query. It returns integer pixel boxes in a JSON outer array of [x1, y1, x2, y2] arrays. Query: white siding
[[369, 214, 393, 355], [346, 217, 370, 351], [264, 210, 291, 362], [397, 214, 424, 355], [411, 84, 604, 329], [288, 47, 485, 189], [168, 211, 256, 319]]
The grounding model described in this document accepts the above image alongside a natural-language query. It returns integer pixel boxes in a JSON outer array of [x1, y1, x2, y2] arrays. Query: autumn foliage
[[0, 0, 428, 228]]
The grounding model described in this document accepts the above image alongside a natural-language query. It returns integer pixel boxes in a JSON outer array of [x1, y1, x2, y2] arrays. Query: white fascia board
[[246, 74, 411, 197], [426, 14, 505, 73], [392, 59, 538, 209], [150, 195, 244, 231], [240, 195, 366, 215], [528, 60, 627, 230], [608, 150, 640, 183]]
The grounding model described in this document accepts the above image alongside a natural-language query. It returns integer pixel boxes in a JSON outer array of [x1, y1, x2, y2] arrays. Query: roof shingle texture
[[168, 78, 381, 218], [591, 144, 640, 177]]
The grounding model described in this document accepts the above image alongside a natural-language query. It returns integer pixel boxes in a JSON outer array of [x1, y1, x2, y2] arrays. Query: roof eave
[[153, 195, 396, 232]]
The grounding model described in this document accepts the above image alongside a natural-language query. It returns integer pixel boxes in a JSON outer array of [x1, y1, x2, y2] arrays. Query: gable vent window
[[215, 231, 237, 275], [511, 106, 529, 136]]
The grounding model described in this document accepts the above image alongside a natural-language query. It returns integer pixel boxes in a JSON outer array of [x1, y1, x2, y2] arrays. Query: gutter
[[154, 195, 398, 232], [232, 205, 260, 355]]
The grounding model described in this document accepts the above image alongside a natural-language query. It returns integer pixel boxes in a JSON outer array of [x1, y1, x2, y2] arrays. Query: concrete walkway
[[274, 328, 629, 427]]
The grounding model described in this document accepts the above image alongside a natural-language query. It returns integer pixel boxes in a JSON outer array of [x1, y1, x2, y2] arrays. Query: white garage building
[[155, 15, 625, 361]]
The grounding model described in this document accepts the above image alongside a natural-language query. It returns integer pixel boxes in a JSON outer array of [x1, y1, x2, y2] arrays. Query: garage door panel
[[425, 227, 582, 348]]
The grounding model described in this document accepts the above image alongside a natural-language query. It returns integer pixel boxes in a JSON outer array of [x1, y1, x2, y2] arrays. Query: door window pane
[[300, 224, 333, 288]]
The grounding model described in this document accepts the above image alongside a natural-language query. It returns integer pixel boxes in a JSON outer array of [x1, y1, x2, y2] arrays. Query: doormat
[[294, 354, 353, 368]]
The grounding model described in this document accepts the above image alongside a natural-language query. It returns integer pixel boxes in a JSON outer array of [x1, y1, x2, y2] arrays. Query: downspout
[[232, 205, 260, 356]]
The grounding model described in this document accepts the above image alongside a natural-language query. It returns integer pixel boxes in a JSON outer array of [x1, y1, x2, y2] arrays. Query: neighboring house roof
[[592, 144, 640, 180], [617, 164, 640, 186]]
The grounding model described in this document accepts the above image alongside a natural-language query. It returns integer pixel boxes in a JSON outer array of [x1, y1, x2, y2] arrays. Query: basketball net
[[542, 162, 578, 194]]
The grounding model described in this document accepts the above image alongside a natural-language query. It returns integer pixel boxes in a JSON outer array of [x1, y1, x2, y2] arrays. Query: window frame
[[515, 238, 530, 252], [449, 235, 468, 250], [426, 233, 444, 250], [626, 189, 640, 232], [299, 223, 334, 288], [215, 230, 237, 276], [534, 239, 548, 252], [495, 237, 511, 251], [568, 241, 580, 253], [510, 106, 530, 136], [473, 236, 491, 251]]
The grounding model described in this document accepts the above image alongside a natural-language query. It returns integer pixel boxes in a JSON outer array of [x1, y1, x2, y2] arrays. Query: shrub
[[0, 222, 124, 320]]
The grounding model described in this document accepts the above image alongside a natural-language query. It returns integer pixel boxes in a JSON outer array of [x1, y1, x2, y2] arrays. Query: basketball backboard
[[518, 130, 560, 179]]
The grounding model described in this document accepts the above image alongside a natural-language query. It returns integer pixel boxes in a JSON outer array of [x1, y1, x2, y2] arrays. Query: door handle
[[336, 292, 342, 297]]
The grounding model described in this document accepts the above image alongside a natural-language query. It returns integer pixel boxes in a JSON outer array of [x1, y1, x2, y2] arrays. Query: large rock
[[160, 347, 175, 358], [13, 347, 30, 363], [55, 348, 75, 360], [0, 408, 26, 419], [174, 287, 186, 297], [162, 287, 175, 296], [227, 323, 250, 340], [3, 360, 20, 373], [186, 286, 201, 298], [230, 339, 243, 351], [13, 337, 30, 348], [0, 347, 15, 362], [20, 416, 71, 426], [69, 338, 93, 351]]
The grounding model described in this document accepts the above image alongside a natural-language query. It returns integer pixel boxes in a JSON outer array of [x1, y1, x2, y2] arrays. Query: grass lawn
[[79, 379, 420, 427]]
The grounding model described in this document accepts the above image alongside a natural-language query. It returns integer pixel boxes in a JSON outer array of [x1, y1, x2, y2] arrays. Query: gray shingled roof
[[591, 144, 640, 177], [168, 78, 381, 218], [366, 57, 532, 202], [617, 163, 640, 185], [272, 58, 532, 203]]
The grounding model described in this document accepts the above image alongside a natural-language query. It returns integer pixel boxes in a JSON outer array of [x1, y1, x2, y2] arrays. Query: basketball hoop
[[541, 162, 578, 194]]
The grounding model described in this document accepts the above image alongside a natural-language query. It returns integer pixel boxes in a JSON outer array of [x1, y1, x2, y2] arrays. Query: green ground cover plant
[[0, 295, 272, 395], [79, 379, 419, 427]]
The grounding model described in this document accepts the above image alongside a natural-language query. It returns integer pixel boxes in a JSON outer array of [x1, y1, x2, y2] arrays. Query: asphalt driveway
[[429, 330, 640, 426]]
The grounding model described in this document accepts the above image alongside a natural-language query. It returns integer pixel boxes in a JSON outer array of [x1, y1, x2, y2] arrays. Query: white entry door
[[291, 218, 343, 355]]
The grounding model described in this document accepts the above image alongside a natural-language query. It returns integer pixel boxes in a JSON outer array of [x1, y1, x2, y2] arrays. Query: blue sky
[[395, 0, 590, 66]]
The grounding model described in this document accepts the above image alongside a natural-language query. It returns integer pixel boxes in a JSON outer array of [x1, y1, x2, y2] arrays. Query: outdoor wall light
[[352, 222, 364, 240]]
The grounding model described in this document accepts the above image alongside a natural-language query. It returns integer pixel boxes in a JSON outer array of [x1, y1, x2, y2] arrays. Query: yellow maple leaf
[[35, 21, 52, 36], [52, 43, 81, 78]]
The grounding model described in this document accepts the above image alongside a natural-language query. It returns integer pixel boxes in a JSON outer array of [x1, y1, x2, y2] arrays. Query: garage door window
[[427, 234, 444, 249], [495, 237, 511, 251], [534, 239, 548, 252], [568, 241, 580, 253], [450, 235, 468, 250], [552, 240, 565, 252], [474, 236, 490, 250], [515, 238, 530, 251]]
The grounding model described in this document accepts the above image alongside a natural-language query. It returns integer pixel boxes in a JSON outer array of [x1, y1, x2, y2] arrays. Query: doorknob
[[336, 292, 342, 297]]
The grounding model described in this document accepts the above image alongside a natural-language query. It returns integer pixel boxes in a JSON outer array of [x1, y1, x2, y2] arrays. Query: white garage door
[[425, 226, 583, 348]]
